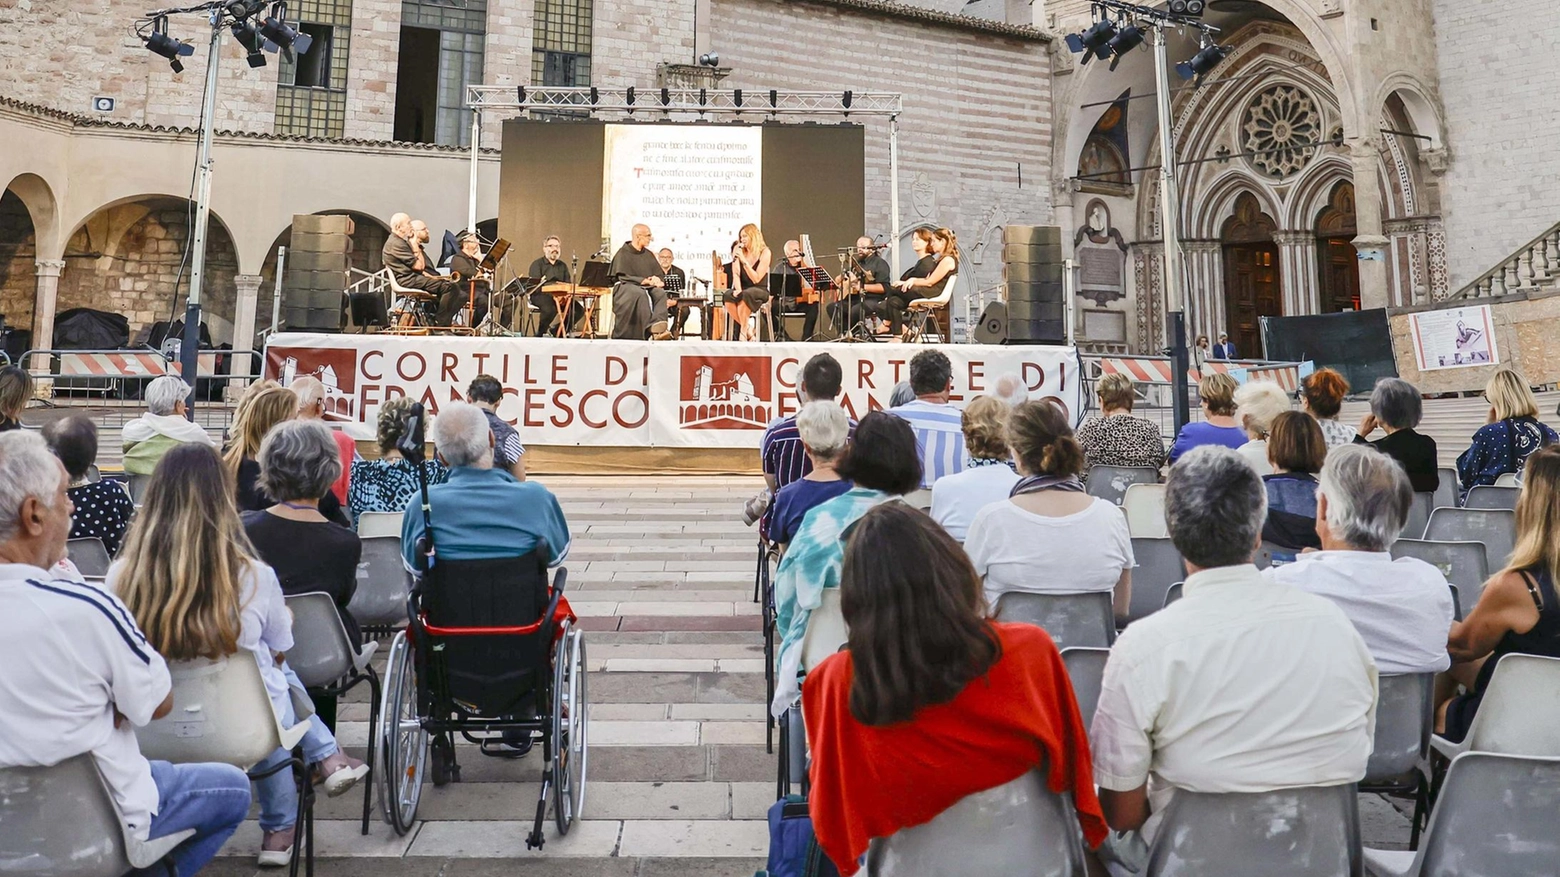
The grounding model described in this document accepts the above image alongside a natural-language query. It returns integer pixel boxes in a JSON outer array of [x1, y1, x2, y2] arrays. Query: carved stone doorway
[[1221, 193, 1280, 359], [1316, 182, 1361, 313]]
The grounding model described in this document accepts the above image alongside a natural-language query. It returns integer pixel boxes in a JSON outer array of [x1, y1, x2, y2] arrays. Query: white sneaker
[[320, 759, 370, 798]]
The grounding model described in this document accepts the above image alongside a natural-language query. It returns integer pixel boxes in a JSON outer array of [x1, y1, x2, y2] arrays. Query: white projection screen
[[602, 124, 762, 277]]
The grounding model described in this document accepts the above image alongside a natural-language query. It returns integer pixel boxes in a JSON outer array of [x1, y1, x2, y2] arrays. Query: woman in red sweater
[[803, 503, 1108, 875]]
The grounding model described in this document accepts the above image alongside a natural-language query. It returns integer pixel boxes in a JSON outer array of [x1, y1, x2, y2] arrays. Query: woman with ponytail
[[964, 399, 1135, 620]]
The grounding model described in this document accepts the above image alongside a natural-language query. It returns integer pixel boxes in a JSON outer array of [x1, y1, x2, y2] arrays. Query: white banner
[[264, 334, 1081, 449], [1408, 304, 1499, 371]]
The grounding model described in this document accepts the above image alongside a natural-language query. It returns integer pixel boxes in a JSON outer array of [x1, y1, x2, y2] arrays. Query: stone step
[[336, 718, 765, 747]]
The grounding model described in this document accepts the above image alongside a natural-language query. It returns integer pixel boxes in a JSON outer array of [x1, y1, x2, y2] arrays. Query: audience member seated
[[803, 503, 1107, 875], [757, 354, 853, 531], [1456, 367, 1558, 491], [931, 396, 1019, 542], [1266, 445, 1454, 674], [121, 376, 214, 475], [1167, 373, 1245, 463], [0, 365, 31, 431], [0, 432, 251, 877], [768, 401, 853, 546], [1439, 445, 1560, 741], [1075, 373, 1166, 473], [348, 396, 449, 525], [226, 379, 280, 444], [992, 372, 1028, 407], [44, 414, 135, 555], [1354, 377, 1439, 493], [965, 400, 1133, 619], [401, 402, 569, 571], [242, 420, 364, 729], [772, 411, 921, 716], [467, 374, 526, 480], [890, 350, 966, 489], [225, 385, 349, 526], [1090, 446, 1376, 862], [111, 443, 367, 867], [1301, 367, 1355, 449], [887, 380, 916, 408], [1260, 411, 1327, 555], [1231, 380, 1291, 476], [290, 376, 357, 503]]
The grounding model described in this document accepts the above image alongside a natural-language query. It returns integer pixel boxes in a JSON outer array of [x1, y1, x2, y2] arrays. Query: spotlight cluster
[[137, 1, 312, 74], [1063, 0, 1229, 80]]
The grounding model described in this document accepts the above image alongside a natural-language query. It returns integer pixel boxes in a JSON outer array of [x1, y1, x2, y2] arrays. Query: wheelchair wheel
[[380, 631, 427, 836], [551, 624, 588, 835]]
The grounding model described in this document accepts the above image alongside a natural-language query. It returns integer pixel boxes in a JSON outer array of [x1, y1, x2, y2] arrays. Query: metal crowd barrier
[[21, 348, 243, 433], [1077, 354, 1304, 440]]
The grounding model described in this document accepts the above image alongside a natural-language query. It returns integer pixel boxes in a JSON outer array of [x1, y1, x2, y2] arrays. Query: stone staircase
[[1452, 219, 1560, 300]]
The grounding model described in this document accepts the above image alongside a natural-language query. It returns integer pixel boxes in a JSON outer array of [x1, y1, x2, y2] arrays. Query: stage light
[[1105, 23, 1144, 71], [626, 86, 635, 105], [589, 86, 598, 104], [517, 85, 527, 103], [842, 90, 852, 109], [1176, 42, 1228, 79], [660, 87, 670, 106], [1064, 18, 1118, 64], [1168, 0, 1206, 15], [769, 89, 777, 108], [144, 17, 195, 73], [698, 52, 719, 68], [231, 17, 267, 68], [733, 89, 743, 108], [259, 2, 312, 60]]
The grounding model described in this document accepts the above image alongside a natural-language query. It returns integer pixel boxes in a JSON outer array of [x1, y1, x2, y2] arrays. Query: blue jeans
[[254, 664, 340, 832], [131, 760, 251, 877]]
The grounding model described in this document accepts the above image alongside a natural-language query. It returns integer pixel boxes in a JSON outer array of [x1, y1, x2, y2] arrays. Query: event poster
[[1408, 304, 1499, 371], [601, 124, 761, 278], [263, 334, 1082, 450]]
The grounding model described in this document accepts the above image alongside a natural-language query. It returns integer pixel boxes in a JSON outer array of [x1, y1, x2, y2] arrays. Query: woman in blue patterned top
[[1456, 368, 1557, 494], [348, 396, 448, 525]]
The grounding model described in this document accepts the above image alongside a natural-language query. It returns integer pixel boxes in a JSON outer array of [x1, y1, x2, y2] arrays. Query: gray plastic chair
[[1446, 584, 1461, 621], [1060, 647, 1110, 735], [1431, 653, 1560, 761], [994, 591, 1115, 650], [0, 754, 195, 877], [1145, 783, 1362, 877], [125, 474, 151, 504], [865, 769, 1088, 876], [1085, 466, 1160, 505], [356, 510, 403, 539], [66, 537, 112, 579], [1423, 507, 1516, 571], [1363, 752, 1560, 877], [1389, 539, 1489, 607], [1432, 467, 1457, 511], [1463, 485, 1520, 511], [1162, 581, 1184, 608], [1399, 493, 1434, 539], [348, 535, 412, 631], [1361, 674, 1434, 848], [1127, 538, 1185, 624], [1254, 541, 1300, 570]]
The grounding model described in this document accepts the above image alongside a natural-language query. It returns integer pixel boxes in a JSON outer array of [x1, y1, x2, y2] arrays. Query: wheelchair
[[376, 548, 588, 848]]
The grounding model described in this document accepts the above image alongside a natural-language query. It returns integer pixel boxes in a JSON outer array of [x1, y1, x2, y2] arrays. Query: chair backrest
[[1162, 581, 1183, 607], [1389, 538, 1490, 603], [1465, 653, 1560, 755], [1493, 472, 1520, 487], [1127, 537, 1185, 624], [800, 588, 848, 673], [1085, 466, 1159, 505], [1433, 467, 1458, 511], [1145, 783, 1361, 877], [902, 488, 933, 512], [1424, 507, 1516, 570], [357, 510, 403, 539], [284, 592, 359, 689], [864, 769, 1087, 877], [349, 534, 412, 628], [1399, 492, 1433, 539], [125, 474, 150, 504], [1464, 485, 1520, 511], [0, 754, 133, 877], [994, 591, 1115, 650], [1060, 647, 1110, 735], [67, 537, 112, 579], [1364, 673, 1434, 783], [1121, 483, 1167, 539], [1254, 541, 1298, 570], [136, 654, 306, 769], [1410, 753, 1560, 875]]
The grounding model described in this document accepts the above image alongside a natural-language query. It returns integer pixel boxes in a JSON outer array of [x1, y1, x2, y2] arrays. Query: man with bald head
[[609, 223, 669, 340], [382, 213, 462, 325], [834, 234, 892, 337]]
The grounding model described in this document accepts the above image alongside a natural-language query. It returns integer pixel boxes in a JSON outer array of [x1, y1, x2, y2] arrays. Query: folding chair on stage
[[905, 274, 958, 344]]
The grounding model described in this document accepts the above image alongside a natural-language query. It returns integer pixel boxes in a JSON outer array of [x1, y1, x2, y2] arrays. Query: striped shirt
[[761, 414, 858, 490], [891, 399, 968, 488]]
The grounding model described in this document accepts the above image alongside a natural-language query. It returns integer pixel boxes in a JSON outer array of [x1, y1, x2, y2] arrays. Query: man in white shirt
[[1265, 445, 1455, 674], [0, 432, 250, 876], [1090, 446, 1377, 862], [890, 349, 966, 489]]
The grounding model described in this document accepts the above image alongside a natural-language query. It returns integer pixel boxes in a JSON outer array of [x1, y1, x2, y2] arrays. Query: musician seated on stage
[[777, 239, 819, 342], [833, 235, 893, 337], [609, 223, 671, 341], [657, 248, 692, 336], [527, 235, 582, 337], [447, 231, 491, 328], [383, 213, 463, 326], [729, 224, 773, 342]]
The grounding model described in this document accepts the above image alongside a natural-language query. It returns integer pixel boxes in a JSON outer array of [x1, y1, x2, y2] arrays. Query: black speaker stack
[[987, 224, 1066, 345], [284, 213, 355, 331]]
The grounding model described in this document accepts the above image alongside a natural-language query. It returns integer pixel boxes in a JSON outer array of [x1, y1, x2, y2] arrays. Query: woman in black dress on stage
[[883, 228, 938, 338]]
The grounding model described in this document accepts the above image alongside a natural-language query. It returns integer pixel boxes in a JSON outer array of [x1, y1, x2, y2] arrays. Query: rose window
[[1241, 85, 1320, 179]]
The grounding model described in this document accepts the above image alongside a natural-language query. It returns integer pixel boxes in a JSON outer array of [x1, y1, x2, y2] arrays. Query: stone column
[[230, 274, 264, 393], [1183, 241, 1224, 342], [28, 260, 65, 373], [1273, 231, 1319, 316], [1349, 139, 1390, 310]]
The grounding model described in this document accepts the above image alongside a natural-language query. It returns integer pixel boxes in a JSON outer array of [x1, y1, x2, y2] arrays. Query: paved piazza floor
[[205, 474, 1415, 876]]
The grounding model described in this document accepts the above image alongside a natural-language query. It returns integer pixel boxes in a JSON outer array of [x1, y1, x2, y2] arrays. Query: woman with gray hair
[[1354, 377, 1439, 492], [768, 401, 853, 545], [120, 374, 214, 475], [1231, 380, 1292, 476], [241, 420, 364, 713]]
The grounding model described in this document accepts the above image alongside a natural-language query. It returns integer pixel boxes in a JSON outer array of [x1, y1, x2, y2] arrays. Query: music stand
[[835, 249, 877, 343]]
